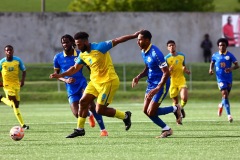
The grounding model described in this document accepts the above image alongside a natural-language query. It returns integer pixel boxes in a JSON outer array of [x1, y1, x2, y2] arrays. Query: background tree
[[68, 0, 214, 12]]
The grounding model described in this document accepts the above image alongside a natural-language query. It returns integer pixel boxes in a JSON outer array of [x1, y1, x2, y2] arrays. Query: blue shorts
[[217, 81, 232, 92], [146, 78, 170, 104], [67, 80, 87, 104]]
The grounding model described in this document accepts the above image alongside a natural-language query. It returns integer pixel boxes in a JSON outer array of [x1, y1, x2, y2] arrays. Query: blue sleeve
[[53, 54, 60, 69], [94, 40, 113, 54], [230, 53, 237, 63], [17, 57, 26, 71], [154, 48, 165, 66]]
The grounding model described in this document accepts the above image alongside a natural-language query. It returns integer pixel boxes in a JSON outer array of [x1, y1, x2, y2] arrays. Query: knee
[[79, 98, 89, 108], [96, 107, 104, 115], [147, 111, 155, 117]]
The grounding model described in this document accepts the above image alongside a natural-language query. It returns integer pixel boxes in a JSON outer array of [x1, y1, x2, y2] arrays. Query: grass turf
[[0, 102, 240, 159]]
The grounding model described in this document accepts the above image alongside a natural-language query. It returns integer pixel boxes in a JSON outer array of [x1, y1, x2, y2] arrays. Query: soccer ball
[[9, 126, 24, 141]]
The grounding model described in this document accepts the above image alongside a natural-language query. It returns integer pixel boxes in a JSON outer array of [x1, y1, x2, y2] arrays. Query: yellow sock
[[181, 100, 187, 108], [12, 102, 25, 126], [1, 97, 13, 107], [114, 109, 125, 120], [77, 117, 86, 129]]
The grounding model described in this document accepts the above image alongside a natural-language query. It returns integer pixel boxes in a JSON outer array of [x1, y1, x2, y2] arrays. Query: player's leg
[[143, 99, 173, 138], [3, 88, 29, 129], [66, 93, 95, 138], [169, 83, 183, 122], [221, 89, 232, 122], [69, 95, 95, 127], [10, 96, 29, 129], [88, 101, 108, 136], [180, 87, 188, 118], [95, 78, 131, 131]]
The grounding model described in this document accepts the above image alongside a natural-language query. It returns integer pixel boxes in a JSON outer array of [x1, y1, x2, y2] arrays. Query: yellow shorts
[[3, 85, 21, 101], [84, 78, 120, 105], [169, 80, 187, 98]]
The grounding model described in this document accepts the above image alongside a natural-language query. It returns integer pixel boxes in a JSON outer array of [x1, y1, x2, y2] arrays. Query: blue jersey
[[212, 51, 237, 83], [141, 44, 169, 85], [53, 50, 87, 97]]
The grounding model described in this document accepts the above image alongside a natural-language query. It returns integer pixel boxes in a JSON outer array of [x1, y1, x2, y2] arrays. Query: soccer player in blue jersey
[[0, 45, 29, 130], [132, 30, 182, 138], [53, 34, 108, 136], [209, 38, 239, 123], [50, 31, 141, 138], [165, 40, 191, 124]]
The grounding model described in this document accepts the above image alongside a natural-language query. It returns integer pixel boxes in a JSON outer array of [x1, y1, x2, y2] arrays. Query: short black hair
[[74, 32, 89, 40], [139, 30, 152, 41], [217, 38, 228, 47], [166, 40, 175, 46], [61, 34, 76, 48], [4, 45, 13, 50]]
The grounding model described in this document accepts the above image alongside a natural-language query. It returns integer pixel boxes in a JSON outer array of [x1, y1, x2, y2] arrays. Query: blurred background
[[0, 0, 240, 102]]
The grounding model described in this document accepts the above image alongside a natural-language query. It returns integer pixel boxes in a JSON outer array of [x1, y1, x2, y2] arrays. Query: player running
[[132, 30, 182, 138], [50, 30, 142, 138], [165, 40, 190, 124], [209, 38, 239, 123], [0, 45, 29, 130], [53, 34, 108, 136]]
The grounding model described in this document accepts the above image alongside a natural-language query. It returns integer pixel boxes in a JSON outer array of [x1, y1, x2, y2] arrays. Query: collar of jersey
[[219, 51, 227, 55], [143, 44, 152, 53], [63, 49, 77, 57]]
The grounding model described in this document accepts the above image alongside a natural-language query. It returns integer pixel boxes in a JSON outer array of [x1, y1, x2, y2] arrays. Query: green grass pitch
[[0, 102, 240, 160]]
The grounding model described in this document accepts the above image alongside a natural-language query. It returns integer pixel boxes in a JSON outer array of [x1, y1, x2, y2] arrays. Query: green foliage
[[0, 0, 72, 12], [213, 0, 240, 12], [68, 0, 214, 12]]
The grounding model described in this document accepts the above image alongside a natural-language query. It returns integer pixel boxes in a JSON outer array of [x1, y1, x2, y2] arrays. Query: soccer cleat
[[66, 129, 85, 138], [218, 103, 223, 117], [88, 113, 95, 128], [100, 129, 108, 137], [0, 94, 2, 102], [228, 115, 233, 123], [22, 124, 29, 130], [156, 128, 173, 138], [175, 104, 182, 125], [181, 109, 186, 118], [123, 111, 132, 131]]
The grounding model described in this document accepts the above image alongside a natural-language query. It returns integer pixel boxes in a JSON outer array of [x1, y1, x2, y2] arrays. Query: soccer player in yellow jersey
[[50, 30, 142, 138], [165, 40, 190, 124], [0, 45, 29, 129]]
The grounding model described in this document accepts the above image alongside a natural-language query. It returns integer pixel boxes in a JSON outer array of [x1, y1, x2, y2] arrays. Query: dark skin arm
[[132, 65, 148, 88], [112, 30, 143, 47], [50, 63, 84, 79], [20, 70, 26, 87]]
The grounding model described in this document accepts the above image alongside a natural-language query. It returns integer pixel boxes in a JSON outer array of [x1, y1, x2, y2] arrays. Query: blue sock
[[222, 98, 231, 115], [91, 110, 105, 130], [148, 116, 166, 128], [157, 106, 174, 115]]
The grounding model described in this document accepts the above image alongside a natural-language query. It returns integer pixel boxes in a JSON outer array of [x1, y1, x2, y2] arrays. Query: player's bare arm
[[20, 71, 26, 87], [225, 61, 239, 73], [183, 66, 191, 75], [209, 61, 215, 75], [50, 64, 83, 79], [112, 30, 143, 47], [132, 65, 148, 88]]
